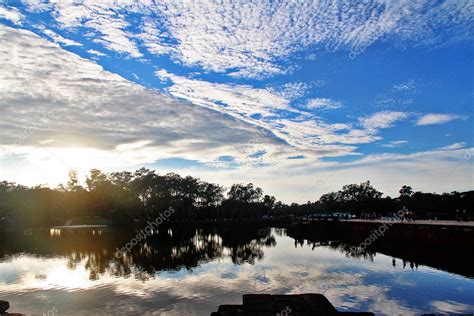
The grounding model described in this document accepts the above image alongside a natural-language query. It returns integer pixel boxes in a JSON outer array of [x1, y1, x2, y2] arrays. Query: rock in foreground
[[211, 294, 373, 315]]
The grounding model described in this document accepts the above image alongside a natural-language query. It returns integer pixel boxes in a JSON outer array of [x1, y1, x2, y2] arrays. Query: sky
[[0, 0, 473, 203]]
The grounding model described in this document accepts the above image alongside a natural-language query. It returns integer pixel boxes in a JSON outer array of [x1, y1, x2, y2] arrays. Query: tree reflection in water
[[0, 226, 277, 281], [1, 224, 468, 281], [110, 226, 277, 280]]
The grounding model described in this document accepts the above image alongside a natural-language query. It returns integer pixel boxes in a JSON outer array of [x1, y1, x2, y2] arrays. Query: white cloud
[[18, 0, 474, 78], [305, 98, 342, 110], [146, 0, 473, 78], [116, 140, 153, 151], [41, 28, 82, 46], [270, 82, 311, 100], [360, 111, 410, 131], [416, 113, 466, 126], [0, 5, 24, 24], [156, 69, 291, 118], [87, 49, 106, 56], [438, 142, 466, 150], [36, 1, 143, 58], [382, 140, 408, 148]]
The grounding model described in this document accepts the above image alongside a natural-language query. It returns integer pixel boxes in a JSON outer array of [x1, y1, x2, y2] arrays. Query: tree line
[[0, 168, 472, 227]]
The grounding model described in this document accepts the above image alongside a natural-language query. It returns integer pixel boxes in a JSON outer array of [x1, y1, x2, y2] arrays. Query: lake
[[0, 225, 473, 315]]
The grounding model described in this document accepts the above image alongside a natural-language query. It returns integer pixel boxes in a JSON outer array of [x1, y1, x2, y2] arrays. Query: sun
[[2, 146, 126, 188]]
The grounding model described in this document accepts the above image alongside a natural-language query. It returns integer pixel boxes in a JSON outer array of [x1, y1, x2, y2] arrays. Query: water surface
[[0, 226, 473, 315]]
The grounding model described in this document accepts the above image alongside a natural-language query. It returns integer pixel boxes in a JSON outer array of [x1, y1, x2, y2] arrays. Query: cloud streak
[[156, 70, 414, 152], [305, 98, 342, 110]]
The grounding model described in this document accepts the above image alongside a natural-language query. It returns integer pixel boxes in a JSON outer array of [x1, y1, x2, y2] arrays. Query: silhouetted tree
[[227, 183, 263, 203], [339, 181, 382, 215], [399, 185, 414, 198], [0, 171, 472, 227]]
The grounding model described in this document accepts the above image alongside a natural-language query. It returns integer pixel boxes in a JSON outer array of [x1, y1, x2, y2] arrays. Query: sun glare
[[7, 146, 127, 188]]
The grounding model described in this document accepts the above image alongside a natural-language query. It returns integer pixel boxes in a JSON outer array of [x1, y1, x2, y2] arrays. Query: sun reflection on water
[[49, 228, 61, 237]]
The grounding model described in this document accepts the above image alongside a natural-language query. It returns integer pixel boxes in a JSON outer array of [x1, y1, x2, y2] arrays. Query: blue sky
[[0, 1, 473, 202]]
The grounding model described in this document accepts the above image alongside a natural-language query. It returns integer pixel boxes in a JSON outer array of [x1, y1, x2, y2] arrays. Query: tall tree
[[339, 181, 382, 215], [399, 185, 414, 198], [227, 183, 263, 203]]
